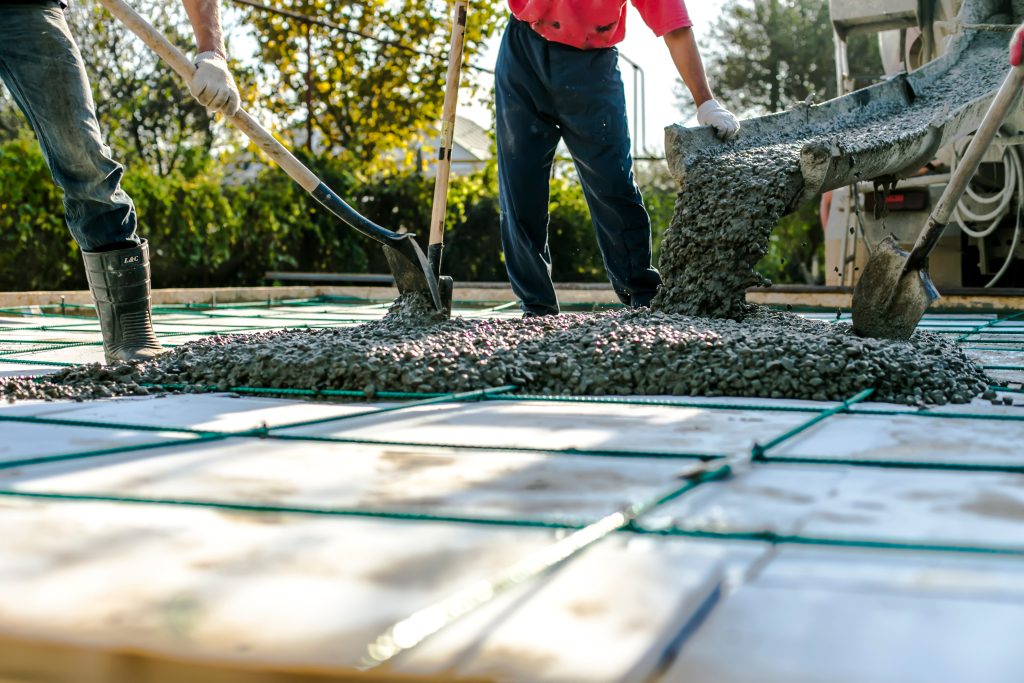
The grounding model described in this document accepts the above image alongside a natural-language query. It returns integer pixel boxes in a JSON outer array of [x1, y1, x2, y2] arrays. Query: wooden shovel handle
[[98, 0, 320, 193], [100, 0, 425, 250], [428, 1, 469, 249], [906, 63, 1024, 270]]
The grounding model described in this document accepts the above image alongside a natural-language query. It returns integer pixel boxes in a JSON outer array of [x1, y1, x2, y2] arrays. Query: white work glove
[[190, 51, 241, 116], [696, 99, 741, 141]]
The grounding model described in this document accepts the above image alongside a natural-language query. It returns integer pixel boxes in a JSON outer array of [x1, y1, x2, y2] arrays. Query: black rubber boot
[[82, 240, 164, 364]]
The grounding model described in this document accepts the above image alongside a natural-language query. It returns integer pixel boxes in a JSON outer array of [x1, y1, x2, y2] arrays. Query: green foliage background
[[0, 0, 665, 291], [0, 0, 877, 292], [0, 129, 648, 290]]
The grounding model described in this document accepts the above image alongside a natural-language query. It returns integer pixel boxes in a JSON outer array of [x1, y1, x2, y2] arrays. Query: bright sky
[[460, 0, 724, 154]]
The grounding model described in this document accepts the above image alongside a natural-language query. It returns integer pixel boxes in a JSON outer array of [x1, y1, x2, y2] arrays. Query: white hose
[[949, 138, 1022, 286], [985, 190, 1022, 288], [951, 140, 1019, 238]]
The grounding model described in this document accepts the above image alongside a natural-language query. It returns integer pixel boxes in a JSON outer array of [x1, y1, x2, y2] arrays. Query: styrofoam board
[[4, 437, 689, 526], [277, 401, 812, 457], [649, 464, 1024, 548], [664, 580, 1024, 683], [0, 497, 724, 680], [398, 536, 725, 682], [0, 369, 63, 380], [5, 346, 106, 365], [965, 349, 1024, 365], [2, 394, 389, 433], [644, 465, 848, 536], [755, 546, 1024, 601], [774, 412, 1024, 465], [0, 421, 194, 463]]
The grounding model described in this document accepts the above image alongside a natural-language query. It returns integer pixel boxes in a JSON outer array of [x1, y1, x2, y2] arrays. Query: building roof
[[453, 115, 492, 161]]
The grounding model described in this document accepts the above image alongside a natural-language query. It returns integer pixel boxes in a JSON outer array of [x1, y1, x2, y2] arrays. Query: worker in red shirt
[[498, 0, 740, 316]]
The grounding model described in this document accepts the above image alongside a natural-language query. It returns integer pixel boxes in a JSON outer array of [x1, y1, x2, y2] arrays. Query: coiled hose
[[951, 140, 1023, 287]]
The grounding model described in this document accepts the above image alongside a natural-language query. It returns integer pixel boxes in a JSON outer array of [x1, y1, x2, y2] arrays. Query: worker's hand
[[190, 51, 241, 116], [1011, 24, 1024, 66], [696, 99, 741, 141]]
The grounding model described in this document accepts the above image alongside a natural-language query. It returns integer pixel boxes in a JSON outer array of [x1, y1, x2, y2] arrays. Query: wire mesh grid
[[1, 296, 1023, 660]]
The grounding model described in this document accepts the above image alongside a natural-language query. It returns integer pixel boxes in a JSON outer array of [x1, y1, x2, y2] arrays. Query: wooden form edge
[[0, 286, 1021, 313], [0, 627, 488, 683]]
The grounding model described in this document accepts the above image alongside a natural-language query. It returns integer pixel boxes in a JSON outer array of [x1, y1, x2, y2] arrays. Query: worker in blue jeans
[[0, 1, 240, 362], [497, 1, 740, 316]]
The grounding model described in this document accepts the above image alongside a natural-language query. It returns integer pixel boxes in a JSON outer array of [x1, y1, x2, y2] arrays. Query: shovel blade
[[852, 236, 941, 340], [382, 235, 445, 314], [438, 275, 454, 317]]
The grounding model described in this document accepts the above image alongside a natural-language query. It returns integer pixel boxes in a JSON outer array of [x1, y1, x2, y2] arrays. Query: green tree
[[242, 0, 505, 171], [67, 1, 224, 176], [0, 131, 78, 289], [688, 0, 880, 117]]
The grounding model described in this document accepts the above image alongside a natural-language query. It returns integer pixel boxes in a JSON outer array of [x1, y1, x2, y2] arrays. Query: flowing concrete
[[655, 30, 1009, 319]]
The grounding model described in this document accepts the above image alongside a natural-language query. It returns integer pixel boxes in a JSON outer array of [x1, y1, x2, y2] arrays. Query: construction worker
[[0, 1, 240, 362], [497, 1, 740, 317]]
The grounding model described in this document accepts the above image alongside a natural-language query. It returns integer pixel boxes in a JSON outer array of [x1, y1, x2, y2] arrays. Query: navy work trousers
[[496, 18, 662, 316], [0, 5, 139, 252]]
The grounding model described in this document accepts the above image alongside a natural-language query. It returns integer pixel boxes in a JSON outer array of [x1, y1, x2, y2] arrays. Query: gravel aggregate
[[7, 298, 988, 406]]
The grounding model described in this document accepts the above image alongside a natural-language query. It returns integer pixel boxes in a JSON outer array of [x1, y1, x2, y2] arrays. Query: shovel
[[426, 0, 470, 316], [99, 0, 443, 313], [852, 61, 1024, 340]]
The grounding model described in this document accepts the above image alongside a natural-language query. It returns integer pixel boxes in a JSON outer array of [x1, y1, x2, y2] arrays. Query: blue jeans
[[496, 18, 662, 316], [0, 5, 139, 252]]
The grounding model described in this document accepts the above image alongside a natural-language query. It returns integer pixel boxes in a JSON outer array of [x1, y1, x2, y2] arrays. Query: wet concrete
[[0, 366, 153, 403], [14, 301, 987, 406], [654, 30, 1009, 319], [1008, 0, 1024, 23], [653, 149, 800, 319]]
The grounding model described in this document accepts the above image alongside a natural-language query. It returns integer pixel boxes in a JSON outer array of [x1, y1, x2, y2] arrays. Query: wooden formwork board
[[2, 285, 1024, 312]]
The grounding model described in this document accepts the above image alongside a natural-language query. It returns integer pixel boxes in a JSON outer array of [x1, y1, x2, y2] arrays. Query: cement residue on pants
[[27, 303, 987, 406]]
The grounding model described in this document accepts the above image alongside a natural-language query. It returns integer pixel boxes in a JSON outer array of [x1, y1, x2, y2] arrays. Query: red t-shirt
[[508, 0, 692, 49]]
